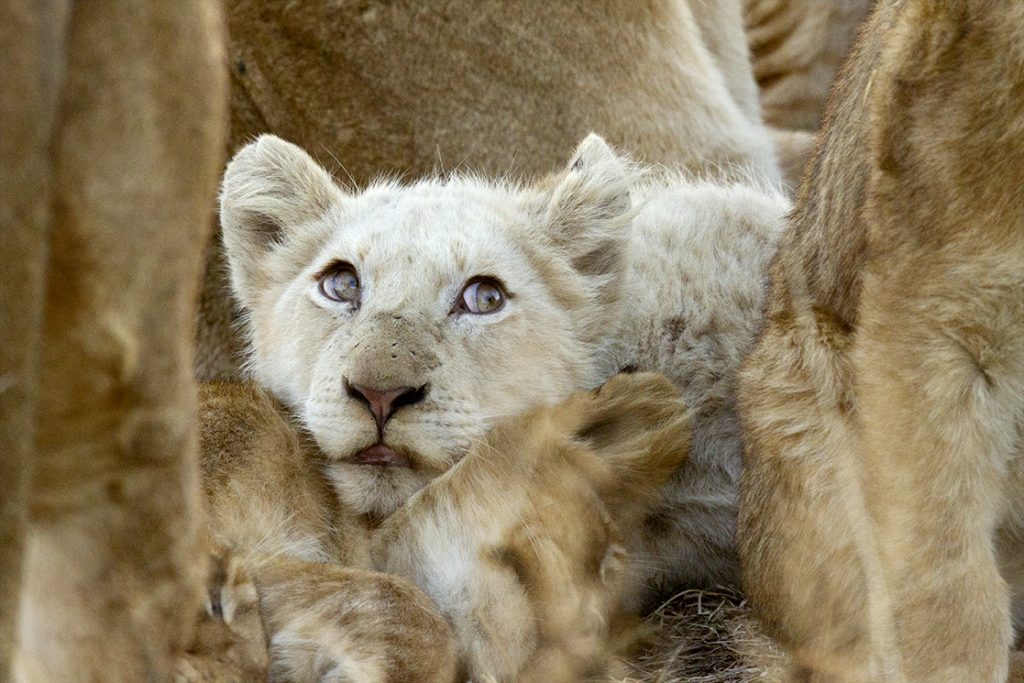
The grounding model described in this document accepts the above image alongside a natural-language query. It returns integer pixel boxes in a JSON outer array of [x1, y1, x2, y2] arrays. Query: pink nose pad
[[343, 380, 428, 433]]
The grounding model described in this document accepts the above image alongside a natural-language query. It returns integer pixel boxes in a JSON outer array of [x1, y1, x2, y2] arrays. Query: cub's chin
[[325, 460, 430, 521]]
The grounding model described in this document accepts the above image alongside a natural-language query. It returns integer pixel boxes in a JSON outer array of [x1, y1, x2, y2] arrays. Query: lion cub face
[[220, 134, 636, 518]]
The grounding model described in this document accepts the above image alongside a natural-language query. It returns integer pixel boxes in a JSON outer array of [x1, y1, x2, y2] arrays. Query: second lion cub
[[195, 373, 690, 680]]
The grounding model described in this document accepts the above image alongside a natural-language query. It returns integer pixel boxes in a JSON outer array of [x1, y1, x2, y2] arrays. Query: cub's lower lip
[[346, 444, 411, 468]]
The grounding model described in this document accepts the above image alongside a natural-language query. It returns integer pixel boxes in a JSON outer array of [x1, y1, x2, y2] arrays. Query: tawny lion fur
[[190, 382, 457, 682], [2, 1, 228, 680], [192, 373, 691, 681], [744, 0, 873, 132], [737, 0, 1024, 680]]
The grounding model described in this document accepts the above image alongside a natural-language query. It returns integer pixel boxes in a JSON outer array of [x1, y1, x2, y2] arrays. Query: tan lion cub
[[738, 0, 1024, 681], [189, 373, 689, 681], [190, 382, 458, 682]]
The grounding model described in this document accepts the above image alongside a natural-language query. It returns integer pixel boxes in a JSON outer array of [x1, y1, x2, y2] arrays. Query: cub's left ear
[[542, 134, 636, 278]]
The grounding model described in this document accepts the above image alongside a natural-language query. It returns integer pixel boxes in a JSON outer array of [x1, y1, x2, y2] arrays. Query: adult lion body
[[1, 1, 227, 680], [737, 0, 1024, 680]]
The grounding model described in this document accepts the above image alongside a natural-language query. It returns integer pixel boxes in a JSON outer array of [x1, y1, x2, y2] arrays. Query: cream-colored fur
[[199, 0, 788, 379], [737, 1, 1024, 680], [218, 132, 789, 614]]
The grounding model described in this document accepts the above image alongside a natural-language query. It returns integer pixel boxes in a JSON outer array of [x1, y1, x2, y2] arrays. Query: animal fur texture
[[191, 382, 458, 681], [218, 132, 789, 620], [0, 1, 228, 680], [193, 373, 693, 680], [744, 0, 873, 131], [198, 0, 787, 379], [737, 0, 1024, 680], [372, 372, 692, 681]]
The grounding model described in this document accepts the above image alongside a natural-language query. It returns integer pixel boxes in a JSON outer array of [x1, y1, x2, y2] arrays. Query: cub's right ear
[[219, 135, 342, 308]]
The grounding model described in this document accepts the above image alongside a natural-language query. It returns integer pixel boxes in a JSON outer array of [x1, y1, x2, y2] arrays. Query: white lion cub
[[219, 133, 788, 605]]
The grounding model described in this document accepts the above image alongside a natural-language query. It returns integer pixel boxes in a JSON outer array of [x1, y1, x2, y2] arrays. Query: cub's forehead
[[318, 181, 537, 268], [346, 181, 530, 231]]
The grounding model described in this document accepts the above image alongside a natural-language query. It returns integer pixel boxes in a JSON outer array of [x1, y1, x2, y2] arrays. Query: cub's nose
[[343, 379, 427, 432]]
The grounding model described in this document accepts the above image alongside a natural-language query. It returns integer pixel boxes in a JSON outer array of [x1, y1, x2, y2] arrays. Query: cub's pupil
[[477, 285, 501, 311], [325, 269, 359, 301]]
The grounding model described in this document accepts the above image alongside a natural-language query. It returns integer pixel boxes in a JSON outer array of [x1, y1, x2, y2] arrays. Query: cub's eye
[[317, 263, 360, 304], [458, 277, 507, 315]]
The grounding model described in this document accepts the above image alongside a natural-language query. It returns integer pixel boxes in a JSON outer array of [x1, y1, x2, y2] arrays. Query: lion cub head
[[220, 133, 638, 518]]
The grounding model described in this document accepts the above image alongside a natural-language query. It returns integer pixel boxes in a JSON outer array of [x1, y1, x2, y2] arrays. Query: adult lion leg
[[854, 276, 1022, 682], [735, 1, 896, 667], [1000, 465, 1024, 650], [738, 297, 893, 683], [16, 1, 228, 679], [740, 1, 1024, 679], [853, 0, 1024, 678], [0, 0, 69, 675]]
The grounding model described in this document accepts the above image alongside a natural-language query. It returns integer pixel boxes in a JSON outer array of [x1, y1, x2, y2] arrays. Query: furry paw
[[175, 546, 268, 682]]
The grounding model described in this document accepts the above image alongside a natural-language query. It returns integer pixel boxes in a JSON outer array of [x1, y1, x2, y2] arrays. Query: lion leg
[[0, 0, 69, 676], [738, 303, 894, 682], [999, 454, 1024, 650], [1002, 518, 1024, 682], [851, 1, 1024, 678], [254, 558, 457, 683], [15, 1, 228, 679], [854, 274, 1021, 682]]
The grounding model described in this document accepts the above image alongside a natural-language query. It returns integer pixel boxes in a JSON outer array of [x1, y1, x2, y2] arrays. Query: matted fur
[[737, 0, 1024, 680]]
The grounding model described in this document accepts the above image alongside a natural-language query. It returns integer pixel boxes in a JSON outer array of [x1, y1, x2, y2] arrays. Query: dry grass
[[618, 586, 788, 683]]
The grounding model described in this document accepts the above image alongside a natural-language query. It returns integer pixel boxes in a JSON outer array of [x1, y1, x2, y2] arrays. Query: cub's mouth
[[342, 443, 412, 468]]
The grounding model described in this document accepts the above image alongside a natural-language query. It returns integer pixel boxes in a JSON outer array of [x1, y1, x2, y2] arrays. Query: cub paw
[[565, 372, 692, 505], [175, 546, 268, 682], [578, 371, 686, 441]]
